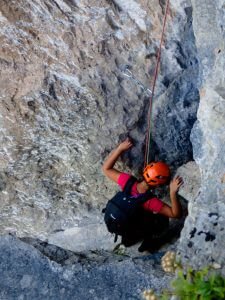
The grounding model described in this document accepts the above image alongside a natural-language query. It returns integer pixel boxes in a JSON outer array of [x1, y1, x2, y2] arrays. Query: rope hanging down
[[144, 0, 170, 168]]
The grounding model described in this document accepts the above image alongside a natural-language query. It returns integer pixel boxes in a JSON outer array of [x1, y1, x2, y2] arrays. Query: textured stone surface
[[0, 0, 224, 296], [176, 161, 200, 202], [0, 0, 199, 250], [178, 0, 225, 272], [0, 235, 173, 300], [49, 221, 115, 252]]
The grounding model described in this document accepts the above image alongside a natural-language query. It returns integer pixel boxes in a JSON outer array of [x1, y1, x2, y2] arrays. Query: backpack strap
[[114, 234, 118, 243], [123, 176, 155, 204], [134, 190, 155, 205], [123, 176, 137, 195]]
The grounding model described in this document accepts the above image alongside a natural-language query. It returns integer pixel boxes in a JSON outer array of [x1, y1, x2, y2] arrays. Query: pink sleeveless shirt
[[117, 173, 163, 213]]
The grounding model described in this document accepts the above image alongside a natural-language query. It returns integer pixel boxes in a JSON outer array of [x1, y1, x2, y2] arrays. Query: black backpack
[[102, 176, 154, 242]]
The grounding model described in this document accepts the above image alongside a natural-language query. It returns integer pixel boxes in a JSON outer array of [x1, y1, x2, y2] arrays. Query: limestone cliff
[[178, 0, 225, 272], [0, 1, 224, 297], [0, 0, 199, 249]]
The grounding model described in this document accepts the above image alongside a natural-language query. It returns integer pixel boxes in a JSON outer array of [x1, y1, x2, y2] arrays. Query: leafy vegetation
[[160, 266, 225, 300]]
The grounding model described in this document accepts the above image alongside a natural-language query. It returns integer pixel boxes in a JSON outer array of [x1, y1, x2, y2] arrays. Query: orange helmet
[[143, 162, 170, 186]]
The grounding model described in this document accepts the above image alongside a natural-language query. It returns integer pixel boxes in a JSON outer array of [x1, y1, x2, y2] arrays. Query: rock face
[[0, 0, 224, 282], [0, 0, 199, 251], [176, 161, 200, 202], [178, 0, 225, 272], [0, 235, 172, 299]]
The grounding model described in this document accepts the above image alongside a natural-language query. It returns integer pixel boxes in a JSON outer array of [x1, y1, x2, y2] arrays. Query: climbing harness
[[144, 0, 170, 167]]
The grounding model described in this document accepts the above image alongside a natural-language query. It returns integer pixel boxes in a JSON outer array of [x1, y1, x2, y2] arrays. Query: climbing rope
[[144, 0, 170, 168]]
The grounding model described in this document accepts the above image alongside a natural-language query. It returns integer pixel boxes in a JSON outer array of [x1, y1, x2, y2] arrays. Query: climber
[[102, 137, 183, 252]]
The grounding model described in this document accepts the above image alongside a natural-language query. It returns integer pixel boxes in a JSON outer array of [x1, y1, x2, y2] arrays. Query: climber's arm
[[102, 138, 133, 183], [159, 176, 183, 218]]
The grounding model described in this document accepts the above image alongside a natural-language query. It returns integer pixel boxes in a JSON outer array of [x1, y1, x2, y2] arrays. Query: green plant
[[160, 267, 225, 300]]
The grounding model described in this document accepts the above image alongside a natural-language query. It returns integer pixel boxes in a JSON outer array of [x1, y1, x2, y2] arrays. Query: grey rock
[[0, 0, 199, 252], [0, 235, 172, 300], [176, 161, 200, 202], [48, 221, 116, 252], [178, 0, 225, 271], [0, 0, 224, 280]]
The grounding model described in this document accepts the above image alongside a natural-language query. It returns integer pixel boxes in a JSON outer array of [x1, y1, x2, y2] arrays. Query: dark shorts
[[121, 209, 169, 247]]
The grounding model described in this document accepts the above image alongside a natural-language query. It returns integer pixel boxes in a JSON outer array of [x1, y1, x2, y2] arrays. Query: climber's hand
[[170, 175, 183, 193], [117, 138, 133, 152]]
